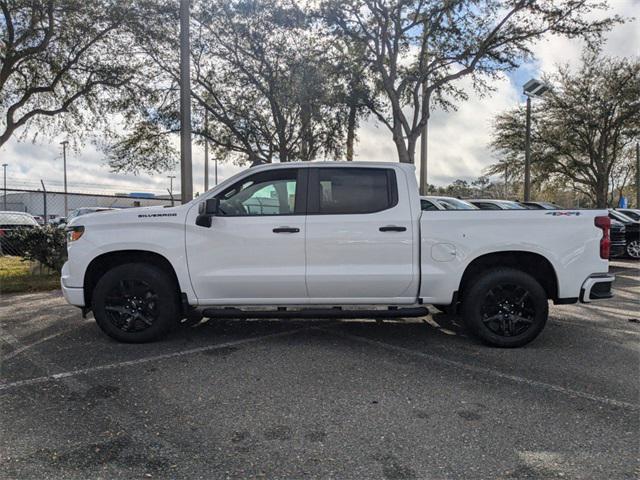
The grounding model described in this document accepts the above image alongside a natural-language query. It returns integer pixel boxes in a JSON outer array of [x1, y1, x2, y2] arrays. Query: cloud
[[354, 73, 520, 185], [531, 0, 639, 72]]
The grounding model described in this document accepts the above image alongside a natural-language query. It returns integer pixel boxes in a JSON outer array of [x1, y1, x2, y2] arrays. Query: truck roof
[[249, 161, 416, 173]]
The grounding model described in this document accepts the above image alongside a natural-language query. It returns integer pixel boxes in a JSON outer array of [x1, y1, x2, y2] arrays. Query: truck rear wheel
[[461, 268, 548, 348], [92, 263, 180, 343]]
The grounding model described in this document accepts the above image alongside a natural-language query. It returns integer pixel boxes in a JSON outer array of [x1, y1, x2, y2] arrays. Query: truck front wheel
[[462, 268, 548, 348], [92, 263, 180, 343]]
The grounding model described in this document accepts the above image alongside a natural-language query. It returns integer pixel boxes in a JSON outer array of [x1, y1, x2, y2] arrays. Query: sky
[[1, 0, 638, 196]]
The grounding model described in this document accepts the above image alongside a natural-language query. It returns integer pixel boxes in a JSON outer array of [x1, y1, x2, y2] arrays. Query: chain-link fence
[[1, 188, 181, 257]]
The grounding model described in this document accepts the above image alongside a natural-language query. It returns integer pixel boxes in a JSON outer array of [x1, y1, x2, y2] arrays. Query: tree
[[108, 0, 364, 173], [489, 47, 640, 207], [0, 0, 143, 149], [321, 0, 620, 164]]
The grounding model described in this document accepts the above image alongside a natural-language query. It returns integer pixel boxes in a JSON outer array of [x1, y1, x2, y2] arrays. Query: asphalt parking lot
[[1, 260, 638, 479]]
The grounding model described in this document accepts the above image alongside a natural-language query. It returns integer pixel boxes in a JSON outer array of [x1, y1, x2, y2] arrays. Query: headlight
[[66, 226, 85, 242]]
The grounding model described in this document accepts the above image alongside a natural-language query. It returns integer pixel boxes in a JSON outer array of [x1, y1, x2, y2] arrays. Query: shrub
[[4, 226, 67, 272]]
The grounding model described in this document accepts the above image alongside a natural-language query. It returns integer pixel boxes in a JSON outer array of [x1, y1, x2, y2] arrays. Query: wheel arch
[[83, 250, 181, 308], [458, 251, 558, 302]]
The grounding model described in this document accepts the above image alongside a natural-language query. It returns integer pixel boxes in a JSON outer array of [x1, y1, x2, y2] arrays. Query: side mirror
[[205, 198, 219, 215], [196, 198, 219, 228]]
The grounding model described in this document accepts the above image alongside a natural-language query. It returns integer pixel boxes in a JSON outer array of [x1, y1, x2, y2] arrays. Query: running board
[[201, 307, 429, 320]]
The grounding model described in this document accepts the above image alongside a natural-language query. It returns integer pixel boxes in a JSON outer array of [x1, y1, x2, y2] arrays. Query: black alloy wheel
[[92, 263, 179, 343], [479, 283, 536, 337], [104, 279, 159, 333], [462, 268, 548, 348]]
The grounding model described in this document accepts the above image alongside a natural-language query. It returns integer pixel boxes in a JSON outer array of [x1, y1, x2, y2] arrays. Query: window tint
[[313, 168, 397, 215], [501, 201, 526, 210], [435, 198, 477, 210], [473, 202, 501, 210], [215, 169, 299, 216], [620, 210, 640, 221], [421, 199, 438, 211]]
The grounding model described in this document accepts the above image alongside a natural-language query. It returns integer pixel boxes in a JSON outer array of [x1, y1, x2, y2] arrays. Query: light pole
[[204, 110, 209, 191], [179, 0, 193, 203], [632, 142, 640, 208], [522, 79, 550, 201], [60, 141, 69, 216], [2, 163, 7, 210]]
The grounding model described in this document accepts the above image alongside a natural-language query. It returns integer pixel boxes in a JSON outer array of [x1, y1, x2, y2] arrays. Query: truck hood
[[68, 205, 185, 227]]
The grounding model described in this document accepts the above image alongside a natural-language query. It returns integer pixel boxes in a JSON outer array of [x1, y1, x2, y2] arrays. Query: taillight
[[0, 229, 4, 237], [594, 216, 610, 259]]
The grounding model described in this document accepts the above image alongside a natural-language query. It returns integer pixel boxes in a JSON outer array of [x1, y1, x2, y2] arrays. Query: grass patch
[[0, 256, 60, 294]]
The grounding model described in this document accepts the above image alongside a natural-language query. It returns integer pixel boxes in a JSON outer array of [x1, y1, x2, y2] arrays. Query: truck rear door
[[304, 166, 417, 303]]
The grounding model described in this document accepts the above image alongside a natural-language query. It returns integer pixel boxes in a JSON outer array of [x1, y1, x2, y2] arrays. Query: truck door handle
[[273, 227, 300, 233], [379, 225, 406, 232]]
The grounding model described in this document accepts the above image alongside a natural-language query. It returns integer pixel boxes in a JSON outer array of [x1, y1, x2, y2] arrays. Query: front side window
[[312, 168, 397, 215], [215, 169, 299, 216]]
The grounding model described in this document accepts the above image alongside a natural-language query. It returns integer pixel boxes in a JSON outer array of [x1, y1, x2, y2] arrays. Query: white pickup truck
[[62, 162, 614, 347]]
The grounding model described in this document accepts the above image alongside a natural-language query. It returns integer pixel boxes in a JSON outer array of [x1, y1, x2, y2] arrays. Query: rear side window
[[309, 168, 397, 215]]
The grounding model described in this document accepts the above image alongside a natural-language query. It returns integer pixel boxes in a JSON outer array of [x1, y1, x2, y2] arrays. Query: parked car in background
[[609, 219, 627, 259], [0, 211, 40, 256], [521, 201, 562, 210], [48, 216, 67, 226], [420, 196, 478, 211], [615, 208, 640, 221], [608, 209, 640, 259], [469, 199, 528, 210]]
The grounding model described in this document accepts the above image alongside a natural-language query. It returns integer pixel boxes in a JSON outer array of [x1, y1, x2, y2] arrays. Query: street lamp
[[522, 79, 550, 201], [60, 141, 69, 217], [167, 175, 176, 206], [2, 163, 7, 210]]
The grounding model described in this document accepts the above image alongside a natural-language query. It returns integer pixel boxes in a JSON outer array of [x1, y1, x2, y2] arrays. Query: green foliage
[[0, 0, 146, 148], [489, 46, 640, 207], [107, 0, 374, 171], [322, 0, 621, 163], [4, 226, 67, 272]]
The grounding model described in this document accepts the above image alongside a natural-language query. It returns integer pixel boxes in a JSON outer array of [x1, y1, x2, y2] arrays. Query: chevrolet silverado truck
[[61, 162, 614, 347]]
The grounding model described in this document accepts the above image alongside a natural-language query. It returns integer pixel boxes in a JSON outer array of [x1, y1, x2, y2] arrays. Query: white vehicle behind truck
[[62, 162, 614, 347]]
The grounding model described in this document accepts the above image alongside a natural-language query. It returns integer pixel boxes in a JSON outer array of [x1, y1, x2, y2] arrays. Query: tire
[[461, 268, 548, 348], [626, 240, 640, 259], [92, 263, 180, 343]]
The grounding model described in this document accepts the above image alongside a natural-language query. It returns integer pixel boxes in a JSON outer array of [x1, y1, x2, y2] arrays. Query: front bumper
[[60, 261, 85, 306], [579, 274, 615, 303]]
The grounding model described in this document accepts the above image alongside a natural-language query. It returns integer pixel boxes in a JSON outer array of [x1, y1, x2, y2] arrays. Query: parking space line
[[1, 327, 78, 361], [320, 328, 640, 411], [550, 318, 640, 335], [0, 328, 304, 392]]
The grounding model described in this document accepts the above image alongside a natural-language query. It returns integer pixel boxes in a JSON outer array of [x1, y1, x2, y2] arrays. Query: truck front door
[[185, 167, 307, 304]]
